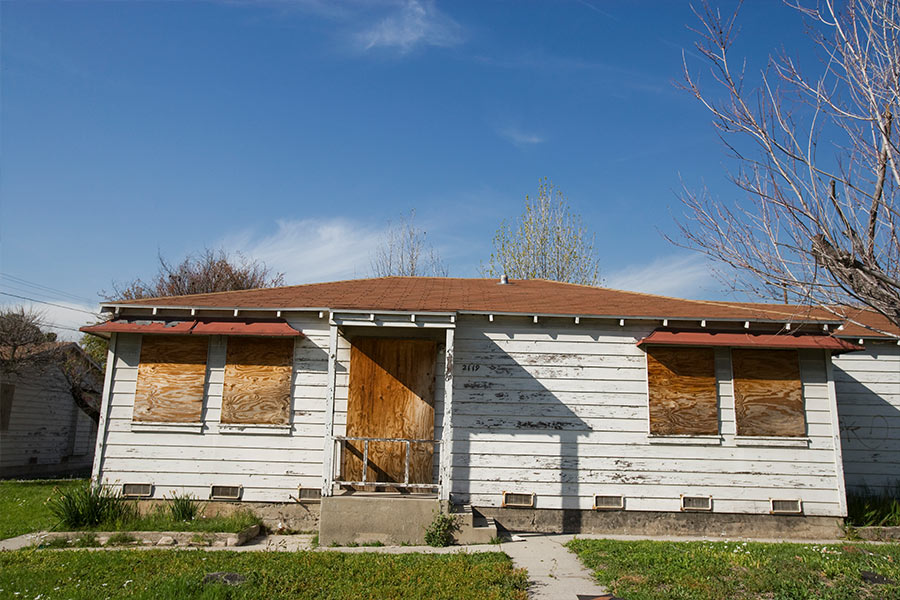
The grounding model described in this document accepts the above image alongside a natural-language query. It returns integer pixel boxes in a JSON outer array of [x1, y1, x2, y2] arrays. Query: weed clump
[[424, 511, 458, 547]]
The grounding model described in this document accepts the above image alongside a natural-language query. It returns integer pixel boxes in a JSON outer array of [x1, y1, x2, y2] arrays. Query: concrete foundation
[[319, 495, 441, 546], [130, 497, 845, 542], [135, 499, 321, 533], [477, 507, 846, 540]]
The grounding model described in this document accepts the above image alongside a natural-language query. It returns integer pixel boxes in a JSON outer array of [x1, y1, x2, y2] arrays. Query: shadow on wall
[[834, 357, 900, 495], [450, 330, 592, 532]]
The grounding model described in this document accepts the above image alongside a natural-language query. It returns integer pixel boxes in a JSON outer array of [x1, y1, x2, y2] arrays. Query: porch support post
[[91, 332, 118, 487], [439, 326, 455, 502], [322, 322, 339, 496], [825, 352, 848, 516]]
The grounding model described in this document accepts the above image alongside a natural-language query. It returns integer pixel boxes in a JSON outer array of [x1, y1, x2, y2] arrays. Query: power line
[[0, 292, 101, 316], [0, 282, 94, 307], [42, 321, 85, 333], [0, 273, 97, 305]]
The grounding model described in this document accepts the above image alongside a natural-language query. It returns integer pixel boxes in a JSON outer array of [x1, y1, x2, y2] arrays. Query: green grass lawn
[[1, 479, 260, 537], [0, 479, 86, 540], [0, 550, 528, 600], [568, 538, 900, 600]]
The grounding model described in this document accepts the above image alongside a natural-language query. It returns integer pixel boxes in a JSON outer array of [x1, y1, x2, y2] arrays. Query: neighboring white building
[[1, 343, 102, 478], [82, 277, 900, 537]]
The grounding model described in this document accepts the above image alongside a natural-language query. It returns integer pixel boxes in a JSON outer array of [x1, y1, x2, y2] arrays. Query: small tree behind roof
[[370, 210, 449, 277], [483, 179, 602, 286], [109, 247, 285, 300]]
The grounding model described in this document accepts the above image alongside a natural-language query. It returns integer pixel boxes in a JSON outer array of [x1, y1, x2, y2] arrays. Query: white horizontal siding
[[97, 316, 332, 502], [448, 316, 845, 516], [1, 363, 96, 474], [833, 342, 900, 494]]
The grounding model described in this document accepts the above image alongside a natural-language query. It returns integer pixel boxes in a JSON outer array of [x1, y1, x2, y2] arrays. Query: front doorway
[[339, 337, 438, 491]]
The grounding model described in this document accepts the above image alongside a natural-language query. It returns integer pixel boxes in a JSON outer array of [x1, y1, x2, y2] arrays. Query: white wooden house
[[81, 277, 900, 538], [1, 343, 102, 478]]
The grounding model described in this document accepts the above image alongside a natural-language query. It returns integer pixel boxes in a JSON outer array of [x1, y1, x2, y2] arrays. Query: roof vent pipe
[[499, 274, 509, 285]]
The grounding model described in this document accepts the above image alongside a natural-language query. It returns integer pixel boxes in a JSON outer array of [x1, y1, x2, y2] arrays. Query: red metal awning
[[637, 329, 862, 352], [80, 319, 197, 335], [81, 318, 302, 337], [190, 319, 302, 336]]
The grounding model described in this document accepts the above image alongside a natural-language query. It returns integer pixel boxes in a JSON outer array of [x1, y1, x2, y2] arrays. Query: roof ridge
[[105, 276, 508, 305]]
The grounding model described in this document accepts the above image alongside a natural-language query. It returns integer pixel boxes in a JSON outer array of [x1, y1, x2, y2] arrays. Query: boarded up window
[[732, 349, 805, 437], [1, 382, 15, 431], [134, 336, 208, 422], [221, 337, 293, 425], [647, 346, 718, 435]]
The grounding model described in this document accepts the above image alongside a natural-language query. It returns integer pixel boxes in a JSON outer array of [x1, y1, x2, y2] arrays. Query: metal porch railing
[[332, 435, 440, 490]]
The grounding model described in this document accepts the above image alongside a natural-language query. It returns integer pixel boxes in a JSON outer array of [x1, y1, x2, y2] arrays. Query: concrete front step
[[318, 496, 498, 546], [452, 505, 499, 545]]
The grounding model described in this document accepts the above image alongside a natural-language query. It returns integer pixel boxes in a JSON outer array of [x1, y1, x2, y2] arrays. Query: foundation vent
[[297, 487, 322, 502], [122, 483, 153, 498], [210, 485, 242, 501], [593, 495, 624, 510], [771, 499, 802, 514], [502, 492, 535, 508], [681, 495, 712, 511]]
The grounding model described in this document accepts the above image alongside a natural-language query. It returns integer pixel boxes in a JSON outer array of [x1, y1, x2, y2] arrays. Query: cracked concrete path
[[499, 534, 608, 599]]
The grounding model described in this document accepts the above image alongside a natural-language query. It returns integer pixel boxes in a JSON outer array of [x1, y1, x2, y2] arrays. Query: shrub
[[847, 483, 900, 527], [48, 484, 136, 529], [167, 493, 201, 522], [424, 511, 458, 547]]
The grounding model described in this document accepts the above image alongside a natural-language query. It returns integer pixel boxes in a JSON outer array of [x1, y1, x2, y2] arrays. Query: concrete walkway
[[499, 534, 608, 600]]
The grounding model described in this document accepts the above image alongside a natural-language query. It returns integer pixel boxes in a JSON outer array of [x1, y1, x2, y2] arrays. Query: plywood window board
[[732, 348, 805, 437], [134, 335, 208, 423], [221, 337, 294, 425], [647, 346, 718, 435]]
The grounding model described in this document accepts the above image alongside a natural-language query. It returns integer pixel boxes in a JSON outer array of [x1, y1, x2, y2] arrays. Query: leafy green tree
[[483, 179, 601, 285]]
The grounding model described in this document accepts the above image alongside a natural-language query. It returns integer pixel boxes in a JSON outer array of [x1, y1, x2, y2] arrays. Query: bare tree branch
[[370, 210, 449, 277], [675, 0, 900, 335]]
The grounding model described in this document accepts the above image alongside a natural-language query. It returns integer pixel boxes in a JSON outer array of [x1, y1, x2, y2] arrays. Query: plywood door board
[[343, 337, 437, 485]]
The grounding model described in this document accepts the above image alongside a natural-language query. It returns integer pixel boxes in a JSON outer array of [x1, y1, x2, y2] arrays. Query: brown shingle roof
[[106, 276, 855, 322]]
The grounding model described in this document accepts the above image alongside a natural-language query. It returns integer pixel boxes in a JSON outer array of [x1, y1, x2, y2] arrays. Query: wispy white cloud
[[497, 126, 545, 147], [355, 0, 463, 52], [221, 218, 384, 284], [605, 254, 715, 299]]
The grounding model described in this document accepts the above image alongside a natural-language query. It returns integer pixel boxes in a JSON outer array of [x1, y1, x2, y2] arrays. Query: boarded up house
[[1, 343, 102, 478], [82, 277, 900, 540]]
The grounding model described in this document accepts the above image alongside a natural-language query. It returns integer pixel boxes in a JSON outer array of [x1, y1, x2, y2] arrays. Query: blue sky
[[1, 0, 809, 338]]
